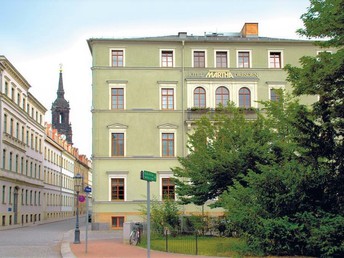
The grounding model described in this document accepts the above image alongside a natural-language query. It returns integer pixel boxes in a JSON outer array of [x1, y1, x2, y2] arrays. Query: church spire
[[51, 64, 73, 145], [57, 63, 65, 99]]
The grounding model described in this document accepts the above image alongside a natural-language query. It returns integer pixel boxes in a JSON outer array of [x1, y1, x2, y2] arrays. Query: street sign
[[84, 186, 92, 193], [79, 195, 86, 202], [140, 170, 156, 182]]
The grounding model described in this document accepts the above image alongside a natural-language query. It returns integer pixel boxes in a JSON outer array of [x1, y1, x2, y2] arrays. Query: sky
[[0, 0, 311, 158]]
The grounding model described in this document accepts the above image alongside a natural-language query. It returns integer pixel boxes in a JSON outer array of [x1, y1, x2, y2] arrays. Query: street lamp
[[73, 173, 83, 244]]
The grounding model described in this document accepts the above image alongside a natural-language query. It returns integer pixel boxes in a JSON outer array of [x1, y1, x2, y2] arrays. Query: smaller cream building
[[0, 56, 92, 229]]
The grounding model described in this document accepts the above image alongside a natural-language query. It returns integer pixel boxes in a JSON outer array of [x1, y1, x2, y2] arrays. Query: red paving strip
[[70, 239, 221, 258]]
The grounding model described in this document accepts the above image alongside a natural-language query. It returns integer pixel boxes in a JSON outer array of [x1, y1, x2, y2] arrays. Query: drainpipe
[[181, 40, 186, 157]]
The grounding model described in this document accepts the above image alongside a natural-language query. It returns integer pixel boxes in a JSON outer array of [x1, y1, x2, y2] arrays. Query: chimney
[[241, 23, 258, 37], [178, 32, 187, 38]]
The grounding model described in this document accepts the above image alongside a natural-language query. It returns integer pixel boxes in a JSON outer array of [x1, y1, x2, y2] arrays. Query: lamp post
[[73, 173, 83, 244]]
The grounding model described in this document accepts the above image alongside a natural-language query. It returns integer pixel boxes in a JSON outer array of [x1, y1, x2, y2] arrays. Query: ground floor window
[[111, 178, 125, 200], [112, 216, 125, 228], [162, 177, 175, 200]]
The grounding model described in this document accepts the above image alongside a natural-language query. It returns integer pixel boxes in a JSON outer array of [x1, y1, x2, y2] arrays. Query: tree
[[172, 105, 275, 206], [222, 0, 344, 256], [285, 0, 344, 214], [140, 198, 180, 236]]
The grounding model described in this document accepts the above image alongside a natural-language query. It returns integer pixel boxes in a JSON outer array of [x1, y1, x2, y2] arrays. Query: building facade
[[87, 23, 331, 229], [0, 56, 91, 229]]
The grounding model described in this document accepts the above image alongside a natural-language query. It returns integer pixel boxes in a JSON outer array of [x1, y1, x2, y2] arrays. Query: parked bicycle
[[129, 223, 142, 245]]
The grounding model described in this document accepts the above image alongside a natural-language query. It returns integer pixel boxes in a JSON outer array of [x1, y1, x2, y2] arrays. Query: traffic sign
[[79, 195, 86, 202], [140, 170, 156, 182], [84, 186, 92, 193]]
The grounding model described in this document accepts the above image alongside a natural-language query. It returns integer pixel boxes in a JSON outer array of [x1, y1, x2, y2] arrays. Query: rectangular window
[[238, 51, 250, 68], [16, 123, 19, 138], [269, 52, 282, 68], [161, 50, 173, 67], [193, 51, 205, 68], [10, 119, 13, 136], [270, 89, 280, 102], [162, 133, 174, 157], [21, 189, 24, 205], [11, 88, 15, 101], [21, 157, 24, 174], [111, 133, 124, 156], [9, 152, 12, 171], [216, 51, 228, 68], [161, 88, 174, 110], [2, 186, 5, 204], [15, 155, 18, 173], [111, 88, 124, 109], [9, 187, 12, 204], [111, 50, 124, 67], [2, 150, 6, 169], [5, 81, 8, 95], [112, 216, 125, 228], [111, 178, 125, 200], [162, 178, 175, 200], [3, 114, 7, 133]]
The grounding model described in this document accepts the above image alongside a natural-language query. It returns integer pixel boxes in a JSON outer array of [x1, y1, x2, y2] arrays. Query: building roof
[[87, 23, 315, 53]]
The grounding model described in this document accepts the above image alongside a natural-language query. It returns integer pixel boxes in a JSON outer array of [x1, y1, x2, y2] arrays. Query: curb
[[61, 230, 76, 258]]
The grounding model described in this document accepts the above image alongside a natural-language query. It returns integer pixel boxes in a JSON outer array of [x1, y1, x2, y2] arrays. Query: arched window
[[239, 87, 251, 108], [216, 86, 229, 107], [193, 87, 206, 108]]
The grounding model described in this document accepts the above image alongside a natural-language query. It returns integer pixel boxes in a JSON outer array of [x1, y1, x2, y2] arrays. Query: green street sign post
[[140, 170, 156, 182], [140, 170, 156, 258]]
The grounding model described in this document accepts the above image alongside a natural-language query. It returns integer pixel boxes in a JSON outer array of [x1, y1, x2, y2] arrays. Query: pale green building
[[87, 23, 327, 230]]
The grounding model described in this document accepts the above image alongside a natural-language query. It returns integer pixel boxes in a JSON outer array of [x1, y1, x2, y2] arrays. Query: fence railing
[[163, 230, 199, 255]]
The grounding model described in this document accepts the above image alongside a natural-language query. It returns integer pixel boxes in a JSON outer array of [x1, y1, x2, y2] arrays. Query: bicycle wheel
[[129, 231, 138, 245]]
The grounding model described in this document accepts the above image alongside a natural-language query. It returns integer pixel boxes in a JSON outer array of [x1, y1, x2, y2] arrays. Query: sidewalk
[[62, 227, 226, 258]]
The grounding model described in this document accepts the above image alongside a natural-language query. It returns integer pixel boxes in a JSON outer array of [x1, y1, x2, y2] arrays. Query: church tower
[[51, 65, 73, 144]]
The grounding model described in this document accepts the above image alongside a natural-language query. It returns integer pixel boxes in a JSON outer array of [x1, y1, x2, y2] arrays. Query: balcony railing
[[186, 108, 258, 121], [2, 132, 26, 151]]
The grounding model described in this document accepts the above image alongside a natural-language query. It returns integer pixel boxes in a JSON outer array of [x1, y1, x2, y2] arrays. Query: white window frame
[[159, 84, 176, 110], [108, 173, 127, 201], [268, 50, 284, 68], [109, 83, 126, 110], [232, 82, 258, 108], [268, 84, 285, 101], [159, 173, 175, 201], [160, 49, 175, 67], [192, 49, 207, 68], [160, 129, 177, 157], [236, 50, 252, 68], [109, 48, 126, 67], [215, 85, 231, 107], [214, 50, 230, 68], [109, 129, 126, 157]]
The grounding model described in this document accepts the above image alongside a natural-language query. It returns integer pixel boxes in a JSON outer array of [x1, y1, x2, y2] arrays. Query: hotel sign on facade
[[187, 70, 259, 79]]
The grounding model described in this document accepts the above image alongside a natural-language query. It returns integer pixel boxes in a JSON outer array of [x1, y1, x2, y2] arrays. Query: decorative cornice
[[107, 123, 128, 129], [157, 123, 178, 129]]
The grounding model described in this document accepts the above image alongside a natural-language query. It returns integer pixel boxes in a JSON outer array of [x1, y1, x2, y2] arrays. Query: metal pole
[[147, 181, 151, 258], [74, 190, 80, 244], [85, 191, 89, 253]]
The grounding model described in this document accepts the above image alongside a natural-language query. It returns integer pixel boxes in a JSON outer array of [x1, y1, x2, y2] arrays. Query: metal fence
[[163, 230, 199, 255]]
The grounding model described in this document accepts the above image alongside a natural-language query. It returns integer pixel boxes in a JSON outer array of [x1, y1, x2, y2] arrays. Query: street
[[0, 217, 85, 258]]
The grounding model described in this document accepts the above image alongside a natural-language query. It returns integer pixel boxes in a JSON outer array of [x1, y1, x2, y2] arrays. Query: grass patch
[[139, 235, 248, 257]]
